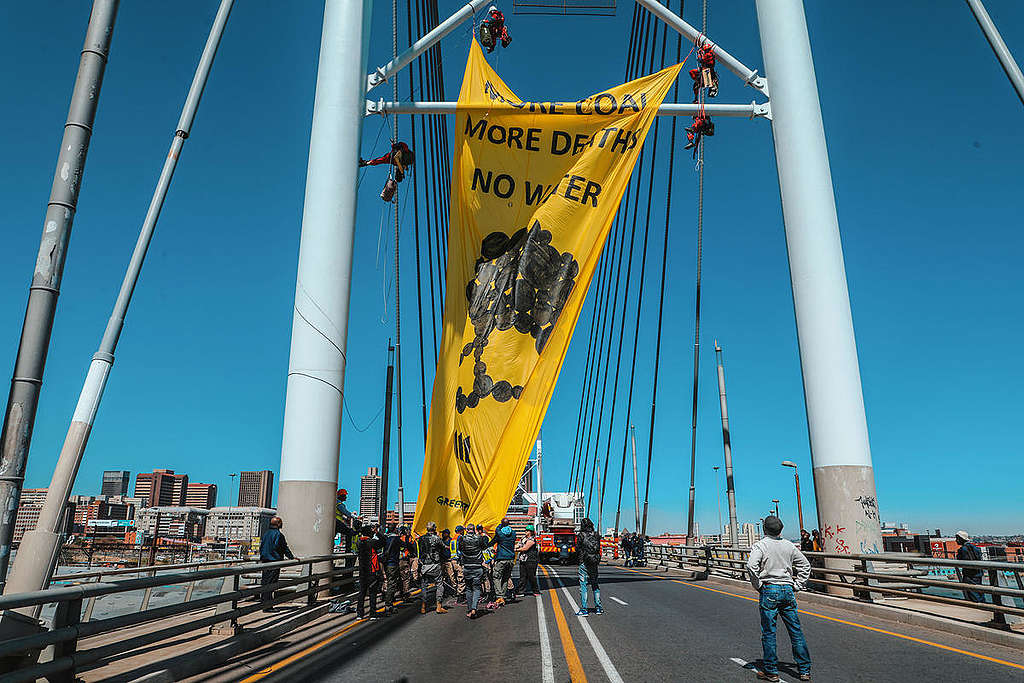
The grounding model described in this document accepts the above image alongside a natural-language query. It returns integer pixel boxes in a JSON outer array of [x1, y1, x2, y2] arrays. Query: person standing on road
[[576, 517, 603, 616], [458, 523, 488, 619], [800, 529, 814, 552], [441, 528, 457, 607], [745, 515, 812, 682], [384, 525, 415, 613], [356, 523, 385, 619], [516, 525, 540, 596], [452, 525, 466, 603], [955, 531, 986, 603], [259, 516, 295, 612], [417, 522, 449, 614], [489, 517, 517, 607]]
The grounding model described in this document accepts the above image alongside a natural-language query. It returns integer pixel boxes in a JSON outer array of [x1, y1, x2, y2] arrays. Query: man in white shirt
[[745, 515, 812, 681]]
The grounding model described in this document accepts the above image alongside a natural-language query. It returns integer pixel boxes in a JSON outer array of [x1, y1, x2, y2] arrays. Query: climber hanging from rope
[[478, 6, 512, 54], [684, 114, 714, 156], [688, 43, 719, 102], [359, 140, 415, 202]]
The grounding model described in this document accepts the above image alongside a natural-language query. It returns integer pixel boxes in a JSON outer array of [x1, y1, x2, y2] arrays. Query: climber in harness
[[684, 113, 715, 156], [359, 140, 415, 202], [688, 43, 719, 102], [478, 6, 512, 54]]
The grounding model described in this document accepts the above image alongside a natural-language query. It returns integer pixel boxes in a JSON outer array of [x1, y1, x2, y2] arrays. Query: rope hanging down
[[685, 0, 709, 540]]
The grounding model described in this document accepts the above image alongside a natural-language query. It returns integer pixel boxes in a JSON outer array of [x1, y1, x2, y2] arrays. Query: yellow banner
[[413, 41, 680, 534]]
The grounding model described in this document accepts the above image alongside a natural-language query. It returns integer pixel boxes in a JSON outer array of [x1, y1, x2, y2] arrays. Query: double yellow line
[[539, 564, 587, 682]]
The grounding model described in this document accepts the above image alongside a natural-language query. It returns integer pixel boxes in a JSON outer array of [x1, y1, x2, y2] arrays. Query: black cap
[[763, 515, 784, 536]]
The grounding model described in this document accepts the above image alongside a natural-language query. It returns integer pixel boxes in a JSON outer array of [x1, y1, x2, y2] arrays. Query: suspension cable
[[642, 0, 684, 537], [615, 11, 672, 535], [598, 7, 655, 530], [571, 2, 641, 498]]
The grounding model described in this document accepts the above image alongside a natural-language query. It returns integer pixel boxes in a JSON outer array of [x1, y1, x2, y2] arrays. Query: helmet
[[337, 488, 347, 497], [488, 5, 498, 12], [455, 525, 465, 533]]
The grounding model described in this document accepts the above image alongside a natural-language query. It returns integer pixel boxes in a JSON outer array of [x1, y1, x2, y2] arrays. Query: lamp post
[[228, 472, 237, 559], [713, 466, 723, 545], [771, 499, 780, 518], [781, 460, 805, 533]]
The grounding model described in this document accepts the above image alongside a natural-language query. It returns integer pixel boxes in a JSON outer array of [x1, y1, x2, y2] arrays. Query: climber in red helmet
[[478, 6, 512, 54]]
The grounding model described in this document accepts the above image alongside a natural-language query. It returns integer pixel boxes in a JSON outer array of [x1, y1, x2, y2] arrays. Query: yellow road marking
[[620, 567, 1024, 672], [238, 588, 424, 681], [540, 565, 588, 683]]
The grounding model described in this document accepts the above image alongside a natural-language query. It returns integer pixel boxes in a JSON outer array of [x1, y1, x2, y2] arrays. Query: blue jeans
[[759, 584, 811, 675], [579, 561, 601, 610], [463, 565, 483, 611]]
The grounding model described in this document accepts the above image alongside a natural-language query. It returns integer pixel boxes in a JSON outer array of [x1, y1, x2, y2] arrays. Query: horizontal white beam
[[366, 100, 771, 119]]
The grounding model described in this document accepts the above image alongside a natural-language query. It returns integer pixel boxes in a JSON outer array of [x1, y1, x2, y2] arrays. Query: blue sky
[[2, 2, 1022, 536]]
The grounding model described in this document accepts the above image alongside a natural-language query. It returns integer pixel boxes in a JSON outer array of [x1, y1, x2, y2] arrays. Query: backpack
[[478, 22, 495, 49], [581, 532, 601, 564]]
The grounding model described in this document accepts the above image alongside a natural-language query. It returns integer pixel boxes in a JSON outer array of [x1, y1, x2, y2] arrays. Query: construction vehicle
[[536, 492, 583, 564]]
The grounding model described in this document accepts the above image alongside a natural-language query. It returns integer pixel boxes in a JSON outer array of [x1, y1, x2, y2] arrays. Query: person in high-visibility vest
[[335, 489, 358, 556]]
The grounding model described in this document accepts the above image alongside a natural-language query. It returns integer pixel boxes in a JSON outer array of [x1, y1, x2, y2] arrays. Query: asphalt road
[[300, 562, 1024, 682]]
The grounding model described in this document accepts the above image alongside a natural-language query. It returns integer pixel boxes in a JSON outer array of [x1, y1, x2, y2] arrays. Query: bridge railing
[[625, 543, 1024, 626], [0, 553, 356, 683]]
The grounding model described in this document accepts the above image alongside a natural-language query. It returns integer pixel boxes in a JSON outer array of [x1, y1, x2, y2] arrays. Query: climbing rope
[[685, 0, 709, 539]]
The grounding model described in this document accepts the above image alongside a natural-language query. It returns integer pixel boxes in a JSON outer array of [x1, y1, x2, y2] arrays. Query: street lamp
[[228, 472, 237, 559], [771, 499, 780, 518], [713, 466, 723, 544], [781, 460, 805, 533]]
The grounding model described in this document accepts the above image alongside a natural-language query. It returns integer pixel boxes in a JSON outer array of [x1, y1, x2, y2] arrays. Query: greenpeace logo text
[[436, 496, 469, 509]]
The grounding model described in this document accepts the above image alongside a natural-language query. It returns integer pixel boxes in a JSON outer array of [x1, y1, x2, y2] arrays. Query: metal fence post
[[988, 568, 1008, 628], [48, 596, 82, 682], [306, 563, 317, 606], [854, 558, 872, 602]]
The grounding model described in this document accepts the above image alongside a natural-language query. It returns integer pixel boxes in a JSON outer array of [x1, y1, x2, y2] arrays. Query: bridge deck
[[244, 563, 1024, 682]]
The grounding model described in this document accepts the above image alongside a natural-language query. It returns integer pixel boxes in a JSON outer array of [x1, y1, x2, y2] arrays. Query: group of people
[[617, 528, 648, 567], [349, 515, 605, 621], [352, 517, 542, 620]]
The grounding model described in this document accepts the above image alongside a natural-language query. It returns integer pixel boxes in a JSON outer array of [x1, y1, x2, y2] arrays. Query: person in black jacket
[[417, 522, 449, 614], [356, 523, 385, 619], [955, 531, 986, 603], [576, 517, 603, 616], [259, 516, 295, 611], [515, 525, 540, 596], [383, 525, 415, 613], [457, 525, 488, 619]]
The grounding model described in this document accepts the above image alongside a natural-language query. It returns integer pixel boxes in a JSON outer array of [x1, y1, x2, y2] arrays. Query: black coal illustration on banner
[[456, 220, 579, 415]]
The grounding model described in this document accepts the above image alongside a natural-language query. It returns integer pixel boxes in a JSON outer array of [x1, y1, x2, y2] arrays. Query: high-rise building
[[135, 469, 189, 507], [238, 470, 274, 508], [14, 489, 75, 542], [101, 470, 130, 497], [186, 482, 217, 509], [360, 467, 382, 522]]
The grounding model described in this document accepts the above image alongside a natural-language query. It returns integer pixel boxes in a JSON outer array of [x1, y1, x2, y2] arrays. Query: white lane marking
[[553, 569, 625, 683], [610, 596, 628, 606], [731, 657, 795, 682], [536, 586, 555, 683]]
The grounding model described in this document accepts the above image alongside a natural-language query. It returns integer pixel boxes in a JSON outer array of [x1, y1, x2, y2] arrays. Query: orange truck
[[536, 493, 582, 564]]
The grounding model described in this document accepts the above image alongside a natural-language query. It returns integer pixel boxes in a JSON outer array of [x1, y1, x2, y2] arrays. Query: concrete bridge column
[[277, 0, 373, 559], [754, 0, 884, 571]]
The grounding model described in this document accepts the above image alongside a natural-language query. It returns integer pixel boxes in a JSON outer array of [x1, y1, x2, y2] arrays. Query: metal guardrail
[[629, 544, 1024, 627], [0, 554, 356, 683]]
